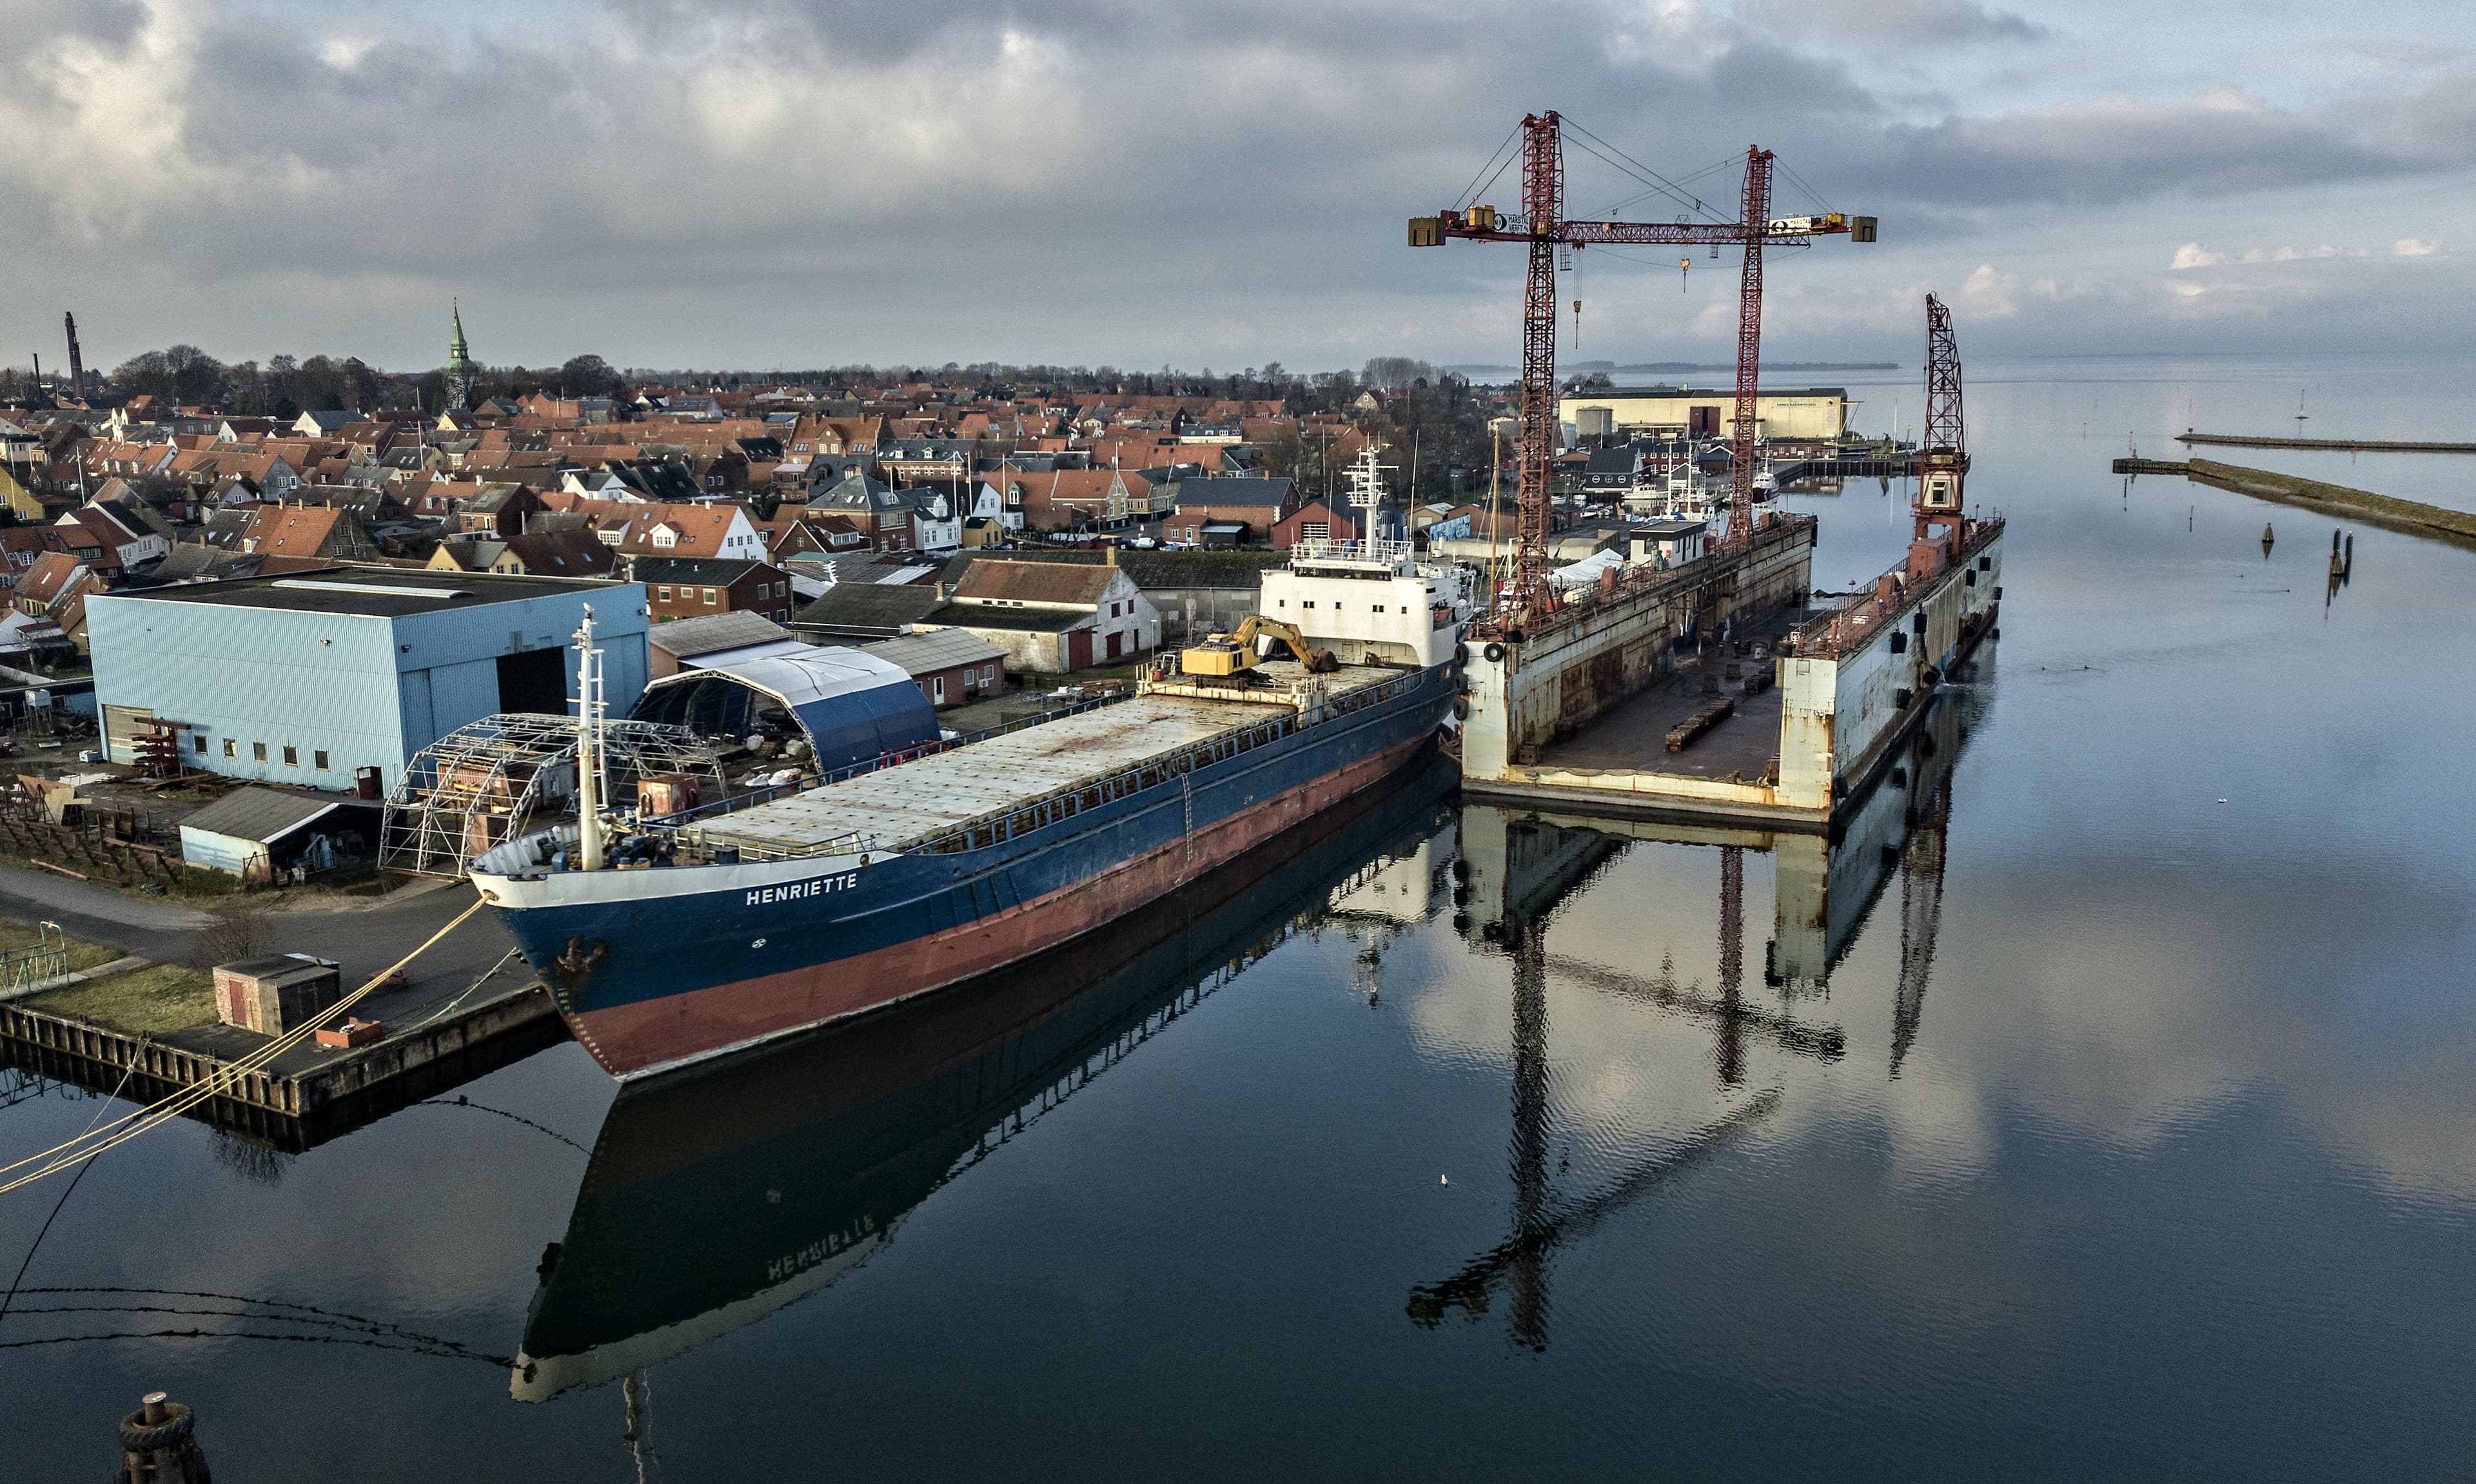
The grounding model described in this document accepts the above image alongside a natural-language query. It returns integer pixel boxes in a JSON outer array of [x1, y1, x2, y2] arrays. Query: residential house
[[914, 556, 1160, 672], [0, 460, 45, 522], [636, 557, 798, 625], [427, 531, 615, 578], [809, 471, 926, 554], [457, 484, 541, 537], [57, 503, 169, 572], [235, 505, 384, 563], [907, 488, 962, 554], [1580, 444, 1646, 500], [755, 511, 871, 563], [1160, 475, 1295, 545], [15, 551, 99, 650], [978, 467, 1164, 535], [0, 529, 73, 590], [1271, 499, 1361, 550], [562, 500, 768, 566], [291, 409, 361, 437]]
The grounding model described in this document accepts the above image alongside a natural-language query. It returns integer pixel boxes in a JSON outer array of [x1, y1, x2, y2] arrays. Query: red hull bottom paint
[[572, 733, 1433, 1077]]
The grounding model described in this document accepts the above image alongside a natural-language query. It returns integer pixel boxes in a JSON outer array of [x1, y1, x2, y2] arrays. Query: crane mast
[[1730, 151, 1772, 539], [1915, 293, 1967, 561], [1511, 117, 1564, 626], [1412, 116, 1873, 634]]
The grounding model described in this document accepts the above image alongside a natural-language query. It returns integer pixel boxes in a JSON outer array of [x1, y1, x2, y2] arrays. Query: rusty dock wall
[[0, 981, 567, 1151]]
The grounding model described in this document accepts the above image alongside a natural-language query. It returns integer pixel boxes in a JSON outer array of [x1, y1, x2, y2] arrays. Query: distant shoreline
[[1442, 361, 1900, 378]]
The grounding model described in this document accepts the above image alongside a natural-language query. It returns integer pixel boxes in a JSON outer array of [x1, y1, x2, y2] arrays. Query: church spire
[[442, 299, 478, 411]]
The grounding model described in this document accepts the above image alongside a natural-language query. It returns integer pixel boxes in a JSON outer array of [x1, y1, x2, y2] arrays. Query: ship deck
[[689, 663, 1406, 857]]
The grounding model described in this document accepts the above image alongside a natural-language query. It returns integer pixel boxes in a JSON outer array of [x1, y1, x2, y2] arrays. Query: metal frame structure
[[1413, 116, 1872, 632], [1917, 292, 1967, 551], [380, 712, 723, 879]]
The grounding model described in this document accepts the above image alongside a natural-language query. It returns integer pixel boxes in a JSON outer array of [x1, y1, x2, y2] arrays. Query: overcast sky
[[1, 0, 2468, 375]]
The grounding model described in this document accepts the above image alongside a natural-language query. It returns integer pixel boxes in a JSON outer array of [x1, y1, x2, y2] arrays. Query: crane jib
[[1405, 116, 1875, 635]]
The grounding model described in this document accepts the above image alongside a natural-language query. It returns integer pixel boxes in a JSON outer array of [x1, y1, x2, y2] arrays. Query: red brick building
[[636, 557, 798, 625]]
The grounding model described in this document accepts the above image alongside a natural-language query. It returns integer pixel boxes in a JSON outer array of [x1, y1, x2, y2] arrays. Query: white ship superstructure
[[1259, 443, 1474, 667]]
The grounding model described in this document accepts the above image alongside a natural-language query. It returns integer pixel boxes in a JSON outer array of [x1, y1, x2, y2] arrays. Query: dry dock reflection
[[1423, 658, 1984, 1349]]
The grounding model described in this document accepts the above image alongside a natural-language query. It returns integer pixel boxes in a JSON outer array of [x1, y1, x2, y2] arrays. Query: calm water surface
[[3, 354, 2473, 1481]]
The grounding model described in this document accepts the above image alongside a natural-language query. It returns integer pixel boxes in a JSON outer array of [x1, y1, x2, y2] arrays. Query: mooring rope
[[0, 897, 489, 1196]]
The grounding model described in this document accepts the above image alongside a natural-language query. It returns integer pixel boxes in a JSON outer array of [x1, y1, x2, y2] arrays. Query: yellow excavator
[[1180, 615, 1340, 677]]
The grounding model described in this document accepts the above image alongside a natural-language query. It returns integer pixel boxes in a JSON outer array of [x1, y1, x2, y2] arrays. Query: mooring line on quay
[[0, 898, 489, 1196]]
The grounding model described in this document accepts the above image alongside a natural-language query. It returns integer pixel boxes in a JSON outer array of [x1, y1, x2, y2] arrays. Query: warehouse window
[[193, 734, 208, 755], [313, 750, 329, 771], [252, 742, 267, 762], [658, 585, 672, 601], [983, 664, 995, 684], [282, 745, 299, 766], [222, 739, 235, 759], [702, 588, 718, 605]]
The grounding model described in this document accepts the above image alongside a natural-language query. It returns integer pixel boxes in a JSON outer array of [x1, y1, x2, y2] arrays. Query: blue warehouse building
[[87, 569, 649, 793]]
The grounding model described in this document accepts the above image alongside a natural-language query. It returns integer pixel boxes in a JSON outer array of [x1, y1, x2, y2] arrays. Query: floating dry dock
[[1460, 514, 2002, 830]]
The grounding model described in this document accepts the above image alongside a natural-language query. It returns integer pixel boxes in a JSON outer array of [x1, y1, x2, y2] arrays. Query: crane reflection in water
[[1413, 650, 1988, 1350]]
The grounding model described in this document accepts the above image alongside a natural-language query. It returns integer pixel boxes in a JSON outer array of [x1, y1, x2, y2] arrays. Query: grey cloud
[[0, 0, 2468, 369], [1737, 0, 2047, 44]]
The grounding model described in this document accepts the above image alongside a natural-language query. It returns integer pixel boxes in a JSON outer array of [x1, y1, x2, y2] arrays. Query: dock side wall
[[1779, 536, 2002, 811]]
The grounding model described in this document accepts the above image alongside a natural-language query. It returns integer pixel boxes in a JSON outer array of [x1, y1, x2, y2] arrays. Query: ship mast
[[573, 606, 605, 871]]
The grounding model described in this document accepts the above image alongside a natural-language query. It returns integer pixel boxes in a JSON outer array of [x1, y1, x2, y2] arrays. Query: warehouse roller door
[[102, 703, 155, 765]]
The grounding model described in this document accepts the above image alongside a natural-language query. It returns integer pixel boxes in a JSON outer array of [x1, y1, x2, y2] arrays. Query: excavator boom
[[1179, 614, 1339, 676]]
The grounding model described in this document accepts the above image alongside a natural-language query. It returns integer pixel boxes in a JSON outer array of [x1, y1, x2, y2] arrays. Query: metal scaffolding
[[380, 712, 725, 878]]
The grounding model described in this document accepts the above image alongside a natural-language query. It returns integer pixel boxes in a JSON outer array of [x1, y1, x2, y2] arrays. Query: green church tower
[[442, 300, 479, 411]]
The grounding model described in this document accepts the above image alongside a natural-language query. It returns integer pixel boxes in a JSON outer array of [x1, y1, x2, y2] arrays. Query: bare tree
[[190, 900, 271, 970]]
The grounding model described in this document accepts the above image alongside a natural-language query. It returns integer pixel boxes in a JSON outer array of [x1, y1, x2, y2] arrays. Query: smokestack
[[63, 312, 85, 403]]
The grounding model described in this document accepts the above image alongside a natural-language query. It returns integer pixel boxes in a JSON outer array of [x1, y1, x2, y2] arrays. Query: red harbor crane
[[1912, 293, 1968, 571], [1411, 113, 1874, 632]]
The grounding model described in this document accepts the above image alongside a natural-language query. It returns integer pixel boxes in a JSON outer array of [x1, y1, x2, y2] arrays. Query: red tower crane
[[1411, 113, 1874, 632], [1913, 293, 1968, 568]]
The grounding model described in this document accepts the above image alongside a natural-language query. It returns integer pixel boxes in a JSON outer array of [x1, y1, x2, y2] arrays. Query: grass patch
[[23, 963, 216, 1036], [0, 921, 124, 972]]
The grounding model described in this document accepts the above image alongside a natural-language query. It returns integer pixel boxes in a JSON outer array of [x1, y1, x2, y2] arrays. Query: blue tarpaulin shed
[[628, 647, 938, 772]]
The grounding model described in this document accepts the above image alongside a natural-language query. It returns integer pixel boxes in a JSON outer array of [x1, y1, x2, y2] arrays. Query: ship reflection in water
[[1419, 653, 1986, 1349], [516, 650, 1987, 1397], [513, 752, 1464, 1403]]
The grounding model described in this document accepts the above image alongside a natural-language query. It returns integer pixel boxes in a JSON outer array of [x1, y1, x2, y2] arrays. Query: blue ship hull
[[475, 663, 1456, 1076]]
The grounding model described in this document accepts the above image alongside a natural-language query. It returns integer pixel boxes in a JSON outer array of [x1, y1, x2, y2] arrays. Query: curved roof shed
[[630, 647, 938, 772]]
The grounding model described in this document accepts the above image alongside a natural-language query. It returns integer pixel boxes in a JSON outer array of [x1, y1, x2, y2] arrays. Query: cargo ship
[[472, 512, 1472, 1079]]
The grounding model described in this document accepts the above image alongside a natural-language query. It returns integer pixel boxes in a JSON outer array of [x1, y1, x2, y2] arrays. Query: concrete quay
[[0, 865, 564, 1149]]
